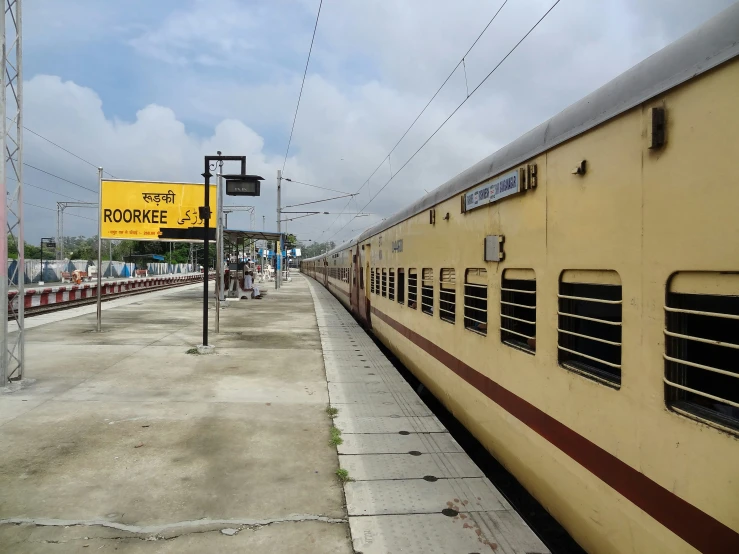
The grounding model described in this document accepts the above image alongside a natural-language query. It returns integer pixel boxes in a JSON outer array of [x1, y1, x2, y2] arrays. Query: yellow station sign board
[[100, 180, 216, 241]]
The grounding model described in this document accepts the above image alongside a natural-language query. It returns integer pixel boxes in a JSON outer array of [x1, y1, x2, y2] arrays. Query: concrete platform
[[0, 276, 352, 553], [306, 279, 551, 554]]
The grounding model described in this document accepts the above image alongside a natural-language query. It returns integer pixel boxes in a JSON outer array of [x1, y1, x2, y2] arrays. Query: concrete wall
[[147, 263, 194, 275], [8, 259, 196, 284]]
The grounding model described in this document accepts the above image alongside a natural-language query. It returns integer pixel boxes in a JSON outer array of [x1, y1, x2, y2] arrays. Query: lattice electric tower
[[1, 0, 24, 386]]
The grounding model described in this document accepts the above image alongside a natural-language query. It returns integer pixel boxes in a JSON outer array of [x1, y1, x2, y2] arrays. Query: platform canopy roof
[[223, 229, 283, 243]]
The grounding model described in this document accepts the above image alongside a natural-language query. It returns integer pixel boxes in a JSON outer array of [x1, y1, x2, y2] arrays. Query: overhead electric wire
[[282, 0, 324, 173], [328, 0, 562, 241], [10, 117, 117, 177], [7, 176, 85, 202], [353, 0, 510, 199], [24, 201, 97, 222], [283, 177, 350, 195], [321, 0, 510, 237], [23, 162, 98, 194], [284, 193, 356, 209]]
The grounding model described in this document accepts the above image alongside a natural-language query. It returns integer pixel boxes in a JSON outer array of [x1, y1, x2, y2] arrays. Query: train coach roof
[[307, 3, 739, 262]]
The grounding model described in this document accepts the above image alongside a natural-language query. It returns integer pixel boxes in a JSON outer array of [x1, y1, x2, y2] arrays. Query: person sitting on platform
[[244, 271, 262, 299]]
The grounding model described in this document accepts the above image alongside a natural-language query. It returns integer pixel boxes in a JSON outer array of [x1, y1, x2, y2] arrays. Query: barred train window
[[398, 268, 405, 304], [422, 268, 434, 315], [389, 269, 395, 301], [501, 269, 536, 354], [558, 270, 622, 387], [381, 269, 387, 297], [464, 269, 488, 335], [408, 269, 418, 309], [439, 268, 456, 324], [371, 269, 375, 294], [665, 272, 739, 432]]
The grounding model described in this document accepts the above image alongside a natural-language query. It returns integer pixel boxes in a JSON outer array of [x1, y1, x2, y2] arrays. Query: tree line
[[8, 233, 316, 267]]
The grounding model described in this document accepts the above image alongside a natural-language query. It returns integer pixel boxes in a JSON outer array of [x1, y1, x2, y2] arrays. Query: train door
[[358, 244, 371, 328], [350, 250, 357, 314], [349, 245, 364, 315], [323, 259, 328, 287]]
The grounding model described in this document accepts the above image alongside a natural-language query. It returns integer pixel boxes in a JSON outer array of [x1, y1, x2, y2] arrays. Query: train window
[[375, 268, 380, 295], [501, 269, 537, 354], [464, 269, 488, 335], [381, 269, 387, 297], [665, 272, 739, 433], [422, 268, 434, 316], [558, 270, 622, 387], [371, 269, 375, 294], [398, 268, 405, 304], [389, 269, 395, 301], [408, 269, 418, 309], [439, 268, 456, 324]]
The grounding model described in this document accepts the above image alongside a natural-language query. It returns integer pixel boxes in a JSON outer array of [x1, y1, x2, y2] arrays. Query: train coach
[[302, 6, 739, 554]]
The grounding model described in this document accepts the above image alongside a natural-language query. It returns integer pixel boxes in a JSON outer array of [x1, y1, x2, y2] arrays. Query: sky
[[18, 0, 736, 246]]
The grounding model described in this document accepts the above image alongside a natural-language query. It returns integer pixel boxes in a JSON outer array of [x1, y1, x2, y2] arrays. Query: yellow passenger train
[[302, 6, 739, 553]]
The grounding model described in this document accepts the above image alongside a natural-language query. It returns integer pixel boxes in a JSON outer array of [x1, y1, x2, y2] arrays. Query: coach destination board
[[463, 169, 522, 212], [101, 180, 216, 242]]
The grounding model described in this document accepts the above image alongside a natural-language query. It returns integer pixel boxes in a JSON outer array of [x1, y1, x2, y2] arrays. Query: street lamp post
[[200, 153, 263, 349]]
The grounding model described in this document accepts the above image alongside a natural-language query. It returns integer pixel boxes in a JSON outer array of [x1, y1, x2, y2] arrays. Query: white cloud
[[22, 75, 291, 241], [21, 0, 737, 246]]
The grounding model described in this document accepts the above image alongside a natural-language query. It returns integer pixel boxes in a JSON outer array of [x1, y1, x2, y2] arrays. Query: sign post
[[99, 178, 217, 337], [97, 167, 103, 332], [276, 170, 281, 290], [216, 164, 223, 334], [98, 169, 261, 348], [200, 155, 258, 349]]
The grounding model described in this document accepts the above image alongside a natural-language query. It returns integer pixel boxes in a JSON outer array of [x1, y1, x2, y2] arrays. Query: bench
[[135, 270, 148, 277]]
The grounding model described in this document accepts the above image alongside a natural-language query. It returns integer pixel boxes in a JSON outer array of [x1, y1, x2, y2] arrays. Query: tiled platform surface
[[307, 279, 550, 554]]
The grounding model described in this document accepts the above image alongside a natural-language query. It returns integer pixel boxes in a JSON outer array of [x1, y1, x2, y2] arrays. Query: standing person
[[244, 271, 262, 299]]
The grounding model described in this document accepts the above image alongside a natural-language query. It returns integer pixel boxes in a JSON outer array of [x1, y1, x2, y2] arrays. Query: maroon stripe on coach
[[369, 305, 739, 554]]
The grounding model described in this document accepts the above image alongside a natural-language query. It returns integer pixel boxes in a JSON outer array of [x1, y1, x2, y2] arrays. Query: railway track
[[8, 274, 212, 320]]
